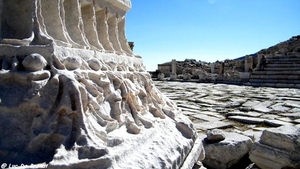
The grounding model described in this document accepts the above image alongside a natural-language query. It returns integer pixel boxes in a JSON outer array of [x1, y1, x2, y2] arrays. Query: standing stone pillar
[[239, 56, 251, 81], [211, 63, 215, 73], [245, 56, 249, 72], [219, 62, 224, 75], [249, 56, 254, 71], [170, 59, 177, 80], [256, 54, 263, 70]]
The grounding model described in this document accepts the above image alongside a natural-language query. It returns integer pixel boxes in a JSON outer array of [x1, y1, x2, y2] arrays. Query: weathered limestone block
[[0, 0, 203, 168], [203, 132, 253, 169], [249, 126, 300, 169]]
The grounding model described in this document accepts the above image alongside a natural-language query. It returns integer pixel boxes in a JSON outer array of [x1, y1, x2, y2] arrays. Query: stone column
[[249, 56, 254, 71], [211, 63, 215, 73], [170, 59, 177, 80], [245, 56, 249, 72], [256, 54, 263, 70], [219, 62, 224, 75]]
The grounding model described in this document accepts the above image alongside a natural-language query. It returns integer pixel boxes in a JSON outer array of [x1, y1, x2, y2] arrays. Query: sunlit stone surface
[[0, 1, 203, 168]]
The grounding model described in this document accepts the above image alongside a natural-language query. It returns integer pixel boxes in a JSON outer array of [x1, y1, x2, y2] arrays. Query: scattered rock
[[205, 129, 225, 143]]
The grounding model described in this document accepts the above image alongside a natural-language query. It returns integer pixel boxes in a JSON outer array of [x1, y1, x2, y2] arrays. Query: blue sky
[[126, 0, 300, 71]]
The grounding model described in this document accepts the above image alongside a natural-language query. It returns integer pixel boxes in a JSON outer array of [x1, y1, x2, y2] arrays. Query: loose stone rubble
[[0, 0, 203, 168], [155, 81, 300, 169]]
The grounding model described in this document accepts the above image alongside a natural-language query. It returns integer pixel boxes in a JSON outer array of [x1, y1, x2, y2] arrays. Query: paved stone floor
[[155, 81, 300, 140]]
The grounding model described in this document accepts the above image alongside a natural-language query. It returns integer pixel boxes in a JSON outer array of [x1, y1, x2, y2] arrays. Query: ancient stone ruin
[[0, 0, 204, 168]]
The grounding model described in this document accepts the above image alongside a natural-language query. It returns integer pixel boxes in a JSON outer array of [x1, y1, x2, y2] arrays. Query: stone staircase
[[249, 55, 300, 88]]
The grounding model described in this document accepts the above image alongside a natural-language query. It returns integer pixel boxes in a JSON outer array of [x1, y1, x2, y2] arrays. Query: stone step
[[265, 63, 300, 67], [249, 78, 300, 84], [251, 82, 300, 88], [266, 55, 300, 59], [267, 60, 300, 64], [249, 55, 300, 88], [252, 70, 300, 75], [261, 67, 300, 71], [250, 74, 300, 80]]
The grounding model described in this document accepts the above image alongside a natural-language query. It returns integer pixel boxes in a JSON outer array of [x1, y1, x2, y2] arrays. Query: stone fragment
[[22, 53, 47, 71], [205, 129, 225, 143]]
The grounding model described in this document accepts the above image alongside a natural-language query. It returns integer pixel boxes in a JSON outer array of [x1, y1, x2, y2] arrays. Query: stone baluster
[[95, 7, 115, 52], [118, 16, 133, 55], [39, 0, 71, 47], [80, 0, 104, 51], [107, 13, 123, 54], [62, 0, 89, 49]]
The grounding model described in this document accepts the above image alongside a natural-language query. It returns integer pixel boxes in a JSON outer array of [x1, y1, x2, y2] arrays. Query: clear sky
[[125, 0, 300, 71]]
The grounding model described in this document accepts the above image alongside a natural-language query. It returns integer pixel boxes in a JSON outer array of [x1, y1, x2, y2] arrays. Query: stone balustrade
[[0, 0, 132, 55], [0, 1, 203, 168]]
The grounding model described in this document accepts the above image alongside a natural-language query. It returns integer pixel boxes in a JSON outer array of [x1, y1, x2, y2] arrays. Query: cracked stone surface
[[155, 81, 300, 134]]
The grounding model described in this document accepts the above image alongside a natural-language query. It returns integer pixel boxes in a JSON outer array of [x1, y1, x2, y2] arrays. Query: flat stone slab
[[270, 103, 290, 112], [177, 103, 201, 110], [226, 111, 262, 117], [284, 100, 300, 108], [264, 119, 294, 127], [191, 114, 222, 122], [227, 116, 265, 124], [242, 101, 273, 113], [281, 112, 300, 118], [194, 121, 233, 131]]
